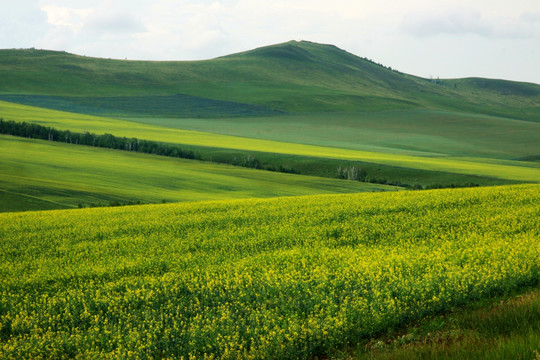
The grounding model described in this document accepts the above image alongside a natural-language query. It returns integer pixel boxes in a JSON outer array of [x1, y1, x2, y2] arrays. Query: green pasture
[[1, 42, 539, 120], [2, 95, 539, 159], [2, 101, 539, 183], [182, 148, 517, 189], [0, 135, 395, 211], [124, 110, 540, 159]]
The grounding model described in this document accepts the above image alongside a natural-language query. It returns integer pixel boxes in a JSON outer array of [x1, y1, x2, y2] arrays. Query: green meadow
[[1, 41, 539, 194], [126, 110, 540, 159], [1, 42, 539, 121], [2, 101, 540, 184], [0, 135, 395, 212]]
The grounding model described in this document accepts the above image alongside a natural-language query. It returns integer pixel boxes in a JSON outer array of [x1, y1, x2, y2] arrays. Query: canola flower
[[0, 184, 539, 359]]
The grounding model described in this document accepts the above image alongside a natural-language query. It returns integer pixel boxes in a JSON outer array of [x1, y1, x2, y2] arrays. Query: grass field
[[123, 110, 540, 159], [1, 41, 538, 195], [2, 101, 539, 184], [0, 135, 395, 212], [0, 184, 538, 359], [3, 95, 540, 159], [1, 42, 539, 121]]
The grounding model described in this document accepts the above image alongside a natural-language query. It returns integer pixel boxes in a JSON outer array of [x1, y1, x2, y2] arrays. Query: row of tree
[[0, 118, 299, 173], [1, 119, 382, 183], [0, 118, 199, 160]]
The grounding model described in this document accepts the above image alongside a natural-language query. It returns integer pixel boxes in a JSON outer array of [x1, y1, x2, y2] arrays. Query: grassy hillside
[[1, 135, 395, 212], [0, 41, 539, 120], [1, 184, 538, 359], [2, 101, 539, 184], [125, 110, 540, 160]]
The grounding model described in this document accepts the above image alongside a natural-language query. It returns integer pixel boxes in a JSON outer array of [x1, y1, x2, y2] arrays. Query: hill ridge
[[0, 41, 539, 120]]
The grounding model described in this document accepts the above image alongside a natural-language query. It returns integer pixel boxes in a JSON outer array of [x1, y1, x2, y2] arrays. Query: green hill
[[1, 40, 539, 212], [2, 101, 539, 184], [0, 41, 539, 120], [0, 134, 396, 212]]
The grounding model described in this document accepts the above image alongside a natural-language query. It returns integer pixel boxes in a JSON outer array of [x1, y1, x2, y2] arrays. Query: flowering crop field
[[0, 184, 539, 359]]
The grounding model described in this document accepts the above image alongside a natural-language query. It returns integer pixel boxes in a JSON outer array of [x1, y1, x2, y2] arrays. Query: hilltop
[[0, 41, 539, 121]]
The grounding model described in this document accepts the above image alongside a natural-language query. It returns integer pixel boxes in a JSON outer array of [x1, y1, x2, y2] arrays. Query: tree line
[[0, 118, 200, 160], [0, 118, 296, 173], [1, 118, 481, 191]]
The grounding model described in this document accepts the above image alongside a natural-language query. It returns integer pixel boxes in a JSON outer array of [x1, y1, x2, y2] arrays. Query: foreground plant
[[0, 185, 539, 359]]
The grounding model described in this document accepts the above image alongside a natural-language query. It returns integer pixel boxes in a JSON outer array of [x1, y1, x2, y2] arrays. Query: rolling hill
[[0, 134, 396, 212], [0, 41, 539, 121], [0, 41, 539, 163], [1, 40, 539, 212], [2, 101, 539, 184]]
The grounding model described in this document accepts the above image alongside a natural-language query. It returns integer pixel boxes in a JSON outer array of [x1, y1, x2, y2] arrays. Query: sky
[[1, 0, 540, 84]]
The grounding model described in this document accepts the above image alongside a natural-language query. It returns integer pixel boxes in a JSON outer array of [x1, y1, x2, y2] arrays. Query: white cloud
[[39, 2, 146, 35], [401, 8, 538, 39], [83, 10, 146, 36], [521, 11, 540, 23], [36, 2, 147, 58], [0, 1, 49, 49], [41, 4, 91, 28], [130, 1, 233, 59]]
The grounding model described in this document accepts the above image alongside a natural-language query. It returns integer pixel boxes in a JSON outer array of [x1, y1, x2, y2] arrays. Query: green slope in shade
[[122, 110, 540, 160], [0, 41, 539, 121], [2, 95, 538, 160], [0, 135, 398, 212]]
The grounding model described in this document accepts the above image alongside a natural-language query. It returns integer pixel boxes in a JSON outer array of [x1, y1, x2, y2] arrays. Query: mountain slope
[[0, 41, 539, 120]]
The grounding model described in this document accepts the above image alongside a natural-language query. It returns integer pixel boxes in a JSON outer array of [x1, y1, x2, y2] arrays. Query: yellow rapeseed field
[[0, 184, 539, 359]]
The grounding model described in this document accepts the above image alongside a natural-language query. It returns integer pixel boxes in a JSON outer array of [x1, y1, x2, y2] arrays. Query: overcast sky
[[2, 0, 540, 84]]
